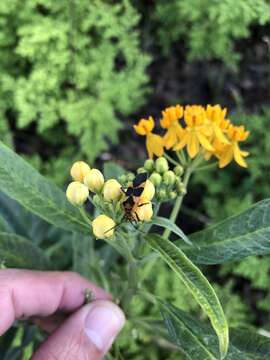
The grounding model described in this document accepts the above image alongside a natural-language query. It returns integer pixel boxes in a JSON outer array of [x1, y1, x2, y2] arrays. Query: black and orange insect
[[121, 172, 149, 223], [105, 173, 149, 234]]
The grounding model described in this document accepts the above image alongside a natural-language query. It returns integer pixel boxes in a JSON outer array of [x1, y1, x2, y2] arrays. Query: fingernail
[[84, 301, 125, 353]]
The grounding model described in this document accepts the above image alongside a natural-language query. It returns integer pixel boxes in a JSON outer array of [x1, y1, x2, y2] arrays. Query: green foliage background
[[1, 0, 270, 358]]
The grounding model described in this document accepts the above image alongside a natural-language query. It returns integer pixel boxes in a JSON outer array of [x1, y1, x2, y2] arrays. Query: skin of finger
[[0, 269, 111, 336], [31, 304, 104, 360]]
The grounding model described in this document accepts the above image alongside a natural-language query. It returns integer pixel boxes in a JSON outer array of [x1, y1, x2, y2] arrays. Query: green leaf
[[147, 234, 228, 359], [152, 216, 194, 246], [159, 301, 218, 359], [183, 199, 270, 264], [103, 162, 125, 179], [0, 142, 89, 234], [0, 232, 51, 269], [0, 216, 11, 233], [159, 302, 270, 359]]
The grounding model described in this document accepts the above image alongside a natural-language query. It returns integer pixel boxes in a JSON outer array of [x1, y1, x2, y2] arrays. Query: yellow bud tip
[[70, 161, 91, 182], [136, 200, 153, 222], [84, 168, 104, 193], [103, 179, 122, 201], [66, 181, 89, 205], [92, 214, 116, 239], [141, 180, 155, 201]]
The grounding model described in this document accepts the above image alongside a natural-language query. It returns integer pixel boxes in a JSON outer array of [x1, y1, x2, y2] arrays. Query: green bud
[[155, 157, 169, 173], [137, 167, 146, 174], [149, 172, 162, 186], [174, 165, 184, 176], [92, 194, 102, 207], [126, 172, 135, 181], [118, 174, 127, 184], [163, 170, 176, 186], [157, 188, 167, 201], [176, 180, 187, 195], [168, 191, 177, 200], [144, 159, 154, 172]]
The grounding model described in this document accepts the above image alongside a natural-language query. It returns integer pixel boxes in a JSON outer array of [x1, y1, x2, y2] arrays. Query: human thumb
[[31, 300, 125, 360]]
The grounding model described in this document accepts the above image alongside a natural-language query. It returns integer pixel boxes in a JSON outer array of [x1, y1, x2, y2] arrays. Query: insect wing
[[133, 172, 147, 187]]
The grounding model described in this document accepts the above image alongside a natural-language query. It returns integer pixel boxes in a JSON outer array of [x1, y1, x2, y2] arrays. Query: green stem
[[163, 167, 192, 239], [195, 161, 218, 172], [78, 206, 92, 225], [164, 153, 179, 166]]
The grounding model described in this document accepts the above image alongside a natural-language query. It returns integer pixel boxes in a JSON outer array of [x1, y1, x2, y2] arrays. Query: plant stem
[[164, 153, 179, 166], [78, 206, 92, 225], [195, 161, 218, 172], [163, 167, 192, 239]]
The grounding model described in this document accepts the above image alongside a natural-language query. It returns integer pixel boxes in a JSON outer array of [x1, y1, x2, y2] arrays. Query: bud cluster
[[129, 157, 186, 202], [66, 161, 155, 240]]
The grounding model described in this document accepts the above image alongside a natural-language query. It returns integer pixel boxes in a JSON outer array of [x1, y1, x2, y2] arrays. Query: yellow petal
[[174, 131, 188, 151], [233, 143, 248, 168], [197, 132, 214, 152], [187, 132, 199, 158], [218, 148, 233, 168], [164, 128, 177, 149], [146, 133, 164, 158], [214, 125, 230, 144]]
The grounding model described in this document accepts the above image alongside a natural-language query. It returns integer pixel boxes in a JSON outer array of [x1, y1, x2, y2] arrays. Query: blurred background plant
[[1, 0, 270, 358]]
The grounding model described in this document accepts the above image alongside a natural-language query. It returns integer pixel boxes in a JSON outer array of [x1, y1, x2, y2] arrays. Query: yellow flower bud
[[66, 181, 89, 205], [103, 179, 122, 201], [92, 214, 116, 239], [84, 168, 104, 193], [136, 200, 153, 222], [149, 172, 162, 186], [141, 179, 155, 201], [70, 161, 91, 182]]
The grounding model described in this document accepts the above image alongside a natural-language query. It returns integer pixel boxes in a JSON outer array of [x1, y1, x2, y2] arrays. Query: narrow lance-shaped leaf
[[151, 216, 194, 246], [159, 302, 270, 359], [182, 198, 270, 264], [0, 142, 89, 234], [147, 234, 229, 359], [0, 232, 51, 270]]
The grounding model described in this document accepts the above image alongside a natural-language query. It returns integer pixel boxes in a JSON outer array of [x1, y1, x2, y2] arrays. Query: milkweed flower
[[92, 214, 115, 239], [160, 105, 184, 149], [66, 181, 89, 205], [84, 169, 104, 193], [205, 105, 230, 145], [103, 179, 122, 201], [174, 105, 214, 158], [134, 116, 164, 159], [216, 124, 250, 168], [70, 161, 91, 182]]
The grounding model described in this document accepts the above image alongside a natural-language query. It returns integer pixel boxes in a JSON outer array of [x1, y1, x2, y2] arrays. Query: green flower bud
[[155, 157, 169, 173], [137, 167, 146, 174], [163, 170, 176, 186], [118, 174, 127, 184], [168, 191, 177, 200], [174, 165, 184, 176], [156, 188, 167, 201], [149, 172, 162, 186], [127, 172, 135, 181], [92, 194, 102, 207], [176, 179, 187, 195], [144, 159, 154, 172]]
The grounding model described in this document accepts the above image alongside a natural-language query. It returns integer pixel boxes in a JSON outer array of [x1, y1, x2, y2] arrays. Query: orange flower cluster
[[133, 105, 249, 168]]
